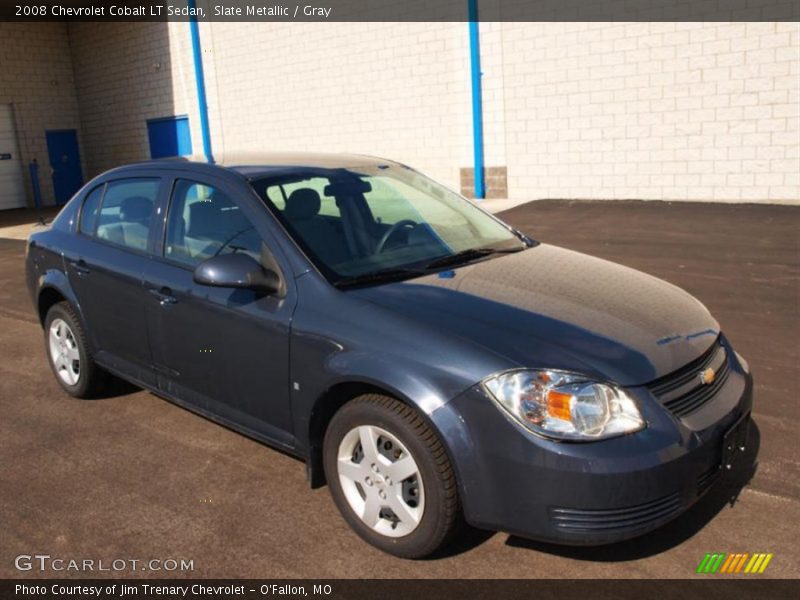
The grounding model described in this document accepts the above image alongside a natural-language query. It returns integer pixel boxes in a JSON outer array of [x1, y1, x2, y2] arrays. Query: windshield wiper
[[335, 245, 527, 289], [422, 245, 525, 270], [334, 267, 427, 289]]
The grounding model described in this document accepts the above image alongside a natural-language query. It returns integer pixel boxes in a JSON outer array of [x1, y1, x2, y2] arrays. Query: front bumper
[[430, 336, 753, 545]]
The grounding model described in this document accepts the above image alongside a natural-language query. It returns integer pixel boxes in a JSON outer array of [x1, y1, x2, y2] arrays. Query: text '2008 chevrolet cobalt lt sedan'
[[26, 153, 752, 558]]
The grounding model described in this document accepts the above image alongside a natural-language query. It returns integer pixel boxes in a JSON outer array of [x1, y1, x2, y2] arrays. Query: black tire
[[323, 394, 460, 559], [44, 302, 107, 398]]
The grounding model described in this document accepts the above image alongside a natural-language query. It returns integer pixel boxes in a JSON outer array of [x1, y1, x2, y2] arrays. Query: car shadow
[[86, 374, 141, 400], [503, 419, 761, 561], [428, 522, 497, 560]]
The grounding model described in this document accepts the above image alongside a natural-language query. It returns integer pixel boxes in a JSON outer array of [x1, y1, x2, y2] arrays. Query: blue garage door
[[147, 115, 192, 159]]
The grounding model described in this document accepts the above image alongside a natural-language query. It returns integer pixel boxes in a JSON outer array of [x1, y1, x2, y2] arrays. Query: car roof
[[110, 152, 404, 180]]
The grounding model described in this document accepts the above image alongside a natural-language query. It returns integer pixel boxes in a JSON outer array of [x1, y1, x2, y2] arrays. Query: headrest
[[187, 201, 219, 237], [324, 178, 371, 196], [285, 188, 321, 220], [119, 196, 152, 222]]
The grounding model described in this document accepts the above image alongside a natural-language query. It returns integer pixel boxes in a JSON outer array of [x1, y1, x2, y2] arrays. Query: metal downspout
[[468, 0, 485, 199], [188, 0, 214, 162]]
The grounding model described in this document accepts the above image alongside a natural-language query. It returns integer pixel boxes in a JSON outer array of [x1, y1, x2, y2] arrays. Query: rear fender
[[36, 268, 93, 350]]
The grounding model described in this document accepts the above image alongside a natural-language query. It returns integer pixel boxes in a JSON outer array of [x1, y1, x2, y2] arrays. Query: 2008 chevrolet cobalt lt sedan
[[26, 153, 752, 558]]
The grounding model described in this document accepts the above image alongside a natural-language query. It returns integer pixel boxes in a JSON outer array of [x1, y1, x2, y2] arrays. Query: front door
[[144, 175, 295, 447], [46, 130, 83, 204]]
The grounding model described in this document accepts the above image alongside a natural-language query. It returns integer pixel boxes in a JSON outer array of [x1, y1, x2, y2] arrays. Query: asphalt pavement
[[1, 200, 798, 579]]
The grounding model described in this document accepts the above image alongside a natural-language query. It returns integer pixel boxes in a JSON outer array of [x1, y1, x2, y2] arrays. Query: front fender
[[291, 343, 479, 489], [290, 344, 473, 452], [289, 274, 515, 454]]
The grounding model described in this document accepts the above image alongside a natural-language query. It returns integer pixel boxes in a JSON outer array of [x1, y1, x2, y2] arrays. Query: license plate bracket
[[722, 413, 750, 471]]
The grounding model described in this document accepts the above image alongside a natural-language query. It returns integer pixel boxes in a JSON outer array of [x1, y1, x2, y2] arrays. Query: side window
[[264, 185, 286, 210], [165, 179, 262, 268], [79, 185, 104, 236], [96, 179, 159, 251]]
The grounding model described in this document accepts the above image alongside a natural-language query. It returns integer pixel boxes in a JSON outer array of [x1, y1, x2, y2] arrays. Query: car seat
[[96, 196, 152, 250], [284, 189, 350, 264]]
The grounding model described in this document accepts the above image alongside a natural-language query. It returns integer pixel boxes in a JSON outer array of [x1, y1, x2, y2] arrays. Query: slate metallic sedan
[[26, 154, 753, 558]]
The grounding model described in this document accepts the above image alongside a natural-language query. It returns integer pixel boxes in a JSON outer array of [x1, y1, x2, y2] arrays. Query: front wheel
[[323, 394, 460, 558]]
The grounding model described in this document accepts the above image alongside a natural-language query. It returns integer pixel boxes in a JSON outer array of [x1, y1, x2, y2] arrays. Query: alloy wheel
[[48, 318, 80, 386], [336, 424, 425, 537]]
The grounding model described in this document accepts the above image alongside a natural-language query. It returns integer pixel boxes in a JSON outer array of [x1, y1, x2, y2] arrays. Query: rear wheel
[[44, 302, 106, 398], [323, 394, 459, 558]]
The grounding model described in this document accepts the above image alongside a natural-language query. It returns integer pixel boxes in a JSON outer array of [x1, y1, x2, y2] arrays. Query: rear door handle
[[148, 287, 177, 306], [69, 259, 90, 276]]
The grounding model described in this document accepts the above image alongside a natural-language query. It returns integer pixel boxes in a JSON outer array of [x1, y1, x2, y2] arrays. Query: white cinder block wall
[[0, 22, 82, 204], [201, 22, 474, 190], [68, 22, 201, 178], [195, 20, 798, 203], [496, 22, 800, 202], [2, 18, 798, 206]]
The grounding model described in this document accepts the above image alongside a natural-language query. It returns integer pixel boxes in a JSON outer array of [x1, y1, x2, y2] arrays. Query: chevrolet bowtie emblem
[[699, 367, 716, 385]]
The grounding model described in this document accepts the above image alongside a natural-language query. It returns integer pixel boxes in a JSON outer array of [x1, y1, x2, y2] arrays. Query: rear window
[[95, 179, 160, 252]]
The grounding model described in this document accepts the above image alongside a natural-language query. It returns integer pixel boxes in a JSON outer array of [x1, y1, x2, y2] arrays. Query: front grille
[[549, 492, 683, 533], [696, 463, 722, 496], [647, 338, 730, 418]]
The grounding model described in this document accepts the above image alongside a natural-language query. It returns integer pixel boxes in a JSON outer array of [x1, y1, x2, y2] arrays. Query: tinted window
[[363, 176, 472, 245], [96, 179, 159, 251], [282, 178, 340, 217], [79, 185, 104, 235], [165, 179, 262, 268], [258, 184, 284, 210], [253, 165, 520, 284]]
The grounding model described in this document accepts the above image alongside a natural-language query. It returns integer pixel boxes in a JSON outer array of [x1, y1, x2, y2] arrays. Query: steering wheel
[[375, 219, 418, 254]]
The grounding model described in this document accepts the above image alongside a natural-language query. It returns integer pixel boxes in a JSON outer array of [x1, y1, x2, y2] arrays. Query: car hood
[[350, 244, 719, 386]]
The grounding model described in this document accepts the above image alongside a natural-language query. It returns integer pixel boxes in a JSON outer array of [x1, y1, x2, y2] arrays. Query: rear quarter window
[[264, 185, 286, 210], [49, 197, 81, 232], [79, 185, 104, 235]]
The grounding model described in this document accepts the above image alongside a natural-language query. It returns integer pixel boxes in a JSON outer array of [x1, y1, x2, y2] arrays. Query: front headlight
[[483, 370, 645, 441]]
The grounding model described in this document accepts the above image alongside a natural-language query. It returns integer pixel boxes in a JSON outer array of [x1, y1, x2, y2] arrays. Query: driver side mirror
[[193, 253, 283, 296]]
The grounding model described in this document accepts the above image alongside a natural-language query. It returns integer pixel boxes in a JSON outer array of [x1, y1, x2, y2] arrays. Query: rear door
[[65, 176, 163, 384], [144, 173, 297, 447]]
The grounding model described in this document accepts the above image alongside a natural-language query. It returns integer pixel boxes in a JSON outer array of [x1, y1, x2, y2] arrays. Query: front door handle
[[69, 259, 90, 276], [148, 287, 177, 306]]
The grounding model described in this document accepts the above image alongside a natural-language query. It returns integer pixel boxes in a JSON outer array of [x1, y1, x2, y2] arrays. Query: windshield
[[251, 164, 524, 285]]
